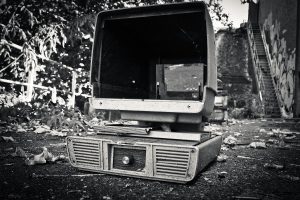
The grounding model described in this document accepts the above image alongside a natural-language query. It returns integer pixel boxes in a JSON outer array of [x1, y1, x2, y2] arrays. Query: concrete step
[[264, 82, 274, 89], [262, 76, 272, 83], [261, 69, 271, 72]]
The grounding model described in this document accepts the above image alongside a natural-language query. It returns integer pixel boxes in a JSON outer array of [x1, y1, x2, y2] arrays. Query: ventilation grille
[[72, 140, 100, 167], [154, 148, 190, 177]]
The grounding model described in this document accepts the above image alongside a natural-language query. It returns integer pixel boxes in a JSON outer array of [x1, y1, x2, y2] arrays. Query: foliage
[[229, 94, 264, 119], [45, 105, 87, 135], [0, 0, 95, 105]]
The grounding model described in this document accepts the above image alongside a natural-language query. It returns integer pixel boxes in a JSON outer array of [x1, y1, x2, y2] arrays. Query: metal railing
[[247, 21, 266, 114], [260, 26, 283, 116]]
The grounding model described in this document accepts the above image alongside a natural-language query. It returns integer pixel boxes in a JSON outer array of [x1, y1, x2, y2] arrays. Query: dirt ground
[[1, 119, 300, 200]]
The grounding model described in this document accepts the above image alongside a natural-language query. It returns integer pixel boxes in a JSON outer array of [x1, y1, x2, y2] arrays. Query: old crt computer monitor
[[67, 2, 222, 183]]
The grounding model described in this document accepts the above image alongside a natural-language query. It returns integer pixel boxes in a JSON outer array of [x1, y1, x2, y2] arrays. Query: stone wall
[[216, 28, 261, 117], [258, 0, 298, 118]]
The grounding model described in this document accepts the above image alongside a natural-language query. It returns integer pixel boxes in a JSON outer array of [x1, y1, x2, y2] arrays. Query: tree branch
[[1, 39, 73, 71], [0, 53, 23, 74]]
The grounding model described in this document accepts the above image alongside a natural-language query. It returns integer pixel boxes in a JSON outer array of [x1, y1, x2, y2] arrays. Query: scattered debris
[[34, 126, 50, 134], [103, 196, 111, 200], [50, 143, 66, 147], [217, 154, 228, 162], [234, 132, 242, 137], [284, 135, 296, 140], [4, 147, 14, 152], [236, 140, 252, 146], [289, 163, 300, 168], [266, 139, 279, 144], [203, 177, 210, 182], [266, 131, 275, 137], [32, 173, 105, 178], [1, 136, 15, 142], [80, 194, 90, 200], [168, 187, 174, 193], [47, 130, 67, 137], [217, 171, 227, 179], [249, 142, 267, 149], [25, 147, 66, 165], [259, 128, 267, 133], [232, 196, 261, 200], [3, 163, 14, 166], [237, 155, 258, 160], [280, 129, 298, 135], [223, 135, 237, 146], [279, 175, 300, 181], [16, 125, 26, 133], [11, 147, 27, 158], [272, 128, 300, 137], [263, 163, 284, 170], [277, 141, 291, 149], [205, 124, 222, 132], [221, 145, 229, 151]]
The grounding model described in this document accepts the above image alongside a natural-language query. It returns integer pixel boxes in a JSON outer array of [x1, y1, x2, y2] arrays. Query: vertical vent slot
[[154, 148, 190, 177], [72, 141, 101, 167]]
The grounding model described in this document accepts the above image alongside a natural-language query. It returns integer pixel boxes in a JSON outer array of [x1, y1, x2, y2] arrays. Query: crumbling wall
[[216, 28, 261, 117], [258, 0, 297, 118]]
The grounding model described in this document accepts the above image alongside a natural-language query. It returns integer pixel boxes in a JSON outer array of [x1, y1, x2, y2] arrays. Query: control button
[[122, 156, 133, 165]]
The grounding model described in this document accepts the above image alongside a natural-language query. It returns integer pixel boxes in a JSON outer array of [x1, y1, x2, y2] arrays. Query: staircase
[[248, 23, 281, 117]]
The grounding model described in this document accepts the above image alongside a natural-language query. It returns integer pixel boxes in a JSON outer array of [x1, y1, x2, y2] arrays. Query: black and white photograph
[[0, 0, 299, 199]]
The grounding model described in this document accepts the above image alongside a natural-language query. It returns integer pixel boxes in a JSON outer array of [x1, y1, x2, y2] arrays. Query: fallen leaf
[[24, 147, 65, 165], [51, 155, 67, 162], [234, 132, 242, 137], [217, 154, 228, 162], [34, 126, 50, 134], [47, 130, 67, 137], [259, 128, 267, 133], [1, 136, 15, 142], [279, 175, 300, 181], [249, 142, 267, 149], [11, 147, 27, 158], [264, 163, 284, 170], [237, 155, 256, 160], [17, 126, 26, 133], [221, 145, 229, 151], [223, 135, 237, 146], [267, 131, 275, 137], [289, 163, 300, 168], [266, 139, 279, 144], [4, 163, 14, 166], [25, 153, 47, 166], [203, 177, 210, 182], [284, 135, 296, 140]]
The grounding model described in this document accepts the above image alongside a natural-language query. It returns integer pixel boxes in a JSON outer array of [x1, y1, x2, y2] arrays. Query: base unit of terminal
[[67, 134, 222, 183]]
